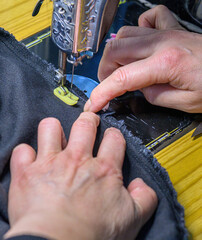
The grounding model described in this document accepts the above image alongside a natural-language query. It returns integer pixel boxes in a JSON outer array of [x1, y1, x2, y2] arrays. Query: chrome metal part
[[70, 64, 75, 89], [51, 0, 120, 60], [54, 50, 67, 88], [58, 50, 67, 86], [54, 69, 64, 84]]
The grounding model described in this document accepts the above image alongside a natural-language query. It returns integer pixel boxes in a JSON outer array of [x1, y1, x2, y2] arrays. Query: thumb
[[128, 178, 158, 226], [10, 144, 36, 180]]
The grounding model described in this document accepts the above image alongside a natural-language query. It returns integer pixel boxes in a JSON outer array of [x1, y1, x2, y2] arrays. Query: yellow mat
[[0, 0, 53, 41], [155, 129, 202, 240]]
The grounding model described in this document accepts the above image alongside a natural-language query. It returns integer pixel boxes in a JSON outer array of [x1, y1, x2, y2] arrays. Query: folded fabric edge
[[101, 112, 188, 239]]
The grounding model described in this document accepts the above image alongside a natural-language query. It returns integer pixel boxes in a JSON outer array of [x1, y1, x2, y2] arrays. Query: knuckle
[[89, 90, 98, 103], [116, 26, 131, 38], [39, 117, 61, 128], [74, 118, 94, 129], [160, 45, 184, 72], [17, 168, 35, 186], [106, 128, 126, 145], [90, 88, 107, 106], [155, 4, 168, 12], [69, 148, 86, 162], [104, 39, 120, 55], [80, 111, 96, 119], [113, 68, 128, 90], [77, 112, 99, 126], [95, 158, 118, 178]]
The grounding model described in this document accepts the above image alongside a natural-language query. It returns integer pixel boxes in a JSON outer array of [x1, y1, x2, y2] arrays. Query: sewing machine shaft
[[52, 0, 119, 87], [52, 0, 119, 60]]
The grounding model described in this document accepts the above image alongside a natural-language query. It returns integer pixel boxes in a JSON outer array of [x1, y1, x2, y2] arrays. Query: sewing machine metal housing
[[51, 0, 119, 61]]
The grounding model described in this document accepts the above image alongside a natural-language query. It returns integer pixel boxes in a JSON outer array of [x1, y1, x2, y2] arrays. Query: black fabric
[[0, 28, 188, 240], [6, 235, 49, 240]]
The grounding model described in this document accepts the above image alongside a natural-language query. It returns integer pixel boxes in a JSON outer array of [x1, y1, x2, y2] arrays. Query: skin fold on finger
[[128, 178, 158, 226], [142, 84, 202, 113], [98, 36, 156, 82], [37, 118, 64, 158], [116, 26, 157, 39], [10, 144, 36, 180], [97, 127, 126, 170], [65, 112, 100, 161], [138, 5, 184, 30], [61, 126, 67, 150]]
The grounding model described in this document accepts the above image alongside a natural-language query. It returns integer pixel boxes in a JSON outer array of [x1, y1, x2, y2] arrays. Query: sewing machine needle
[[70, 64, 75, 89]]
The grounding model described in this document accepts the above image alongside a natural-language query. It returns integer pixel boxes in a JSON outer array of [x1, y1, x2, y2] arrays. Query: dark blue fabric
[[0, 28, 188, 240], [6, 236, 48, 240]]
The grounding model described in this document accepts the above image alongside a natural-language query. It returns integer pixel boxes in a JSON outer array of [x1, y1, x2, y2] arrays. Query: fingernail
[[133, 178, 146, 190], [105, 127, 121, 134], [84, 99, 91, 112], [102, 102, 109, 112], [135, 178, 145, 185]]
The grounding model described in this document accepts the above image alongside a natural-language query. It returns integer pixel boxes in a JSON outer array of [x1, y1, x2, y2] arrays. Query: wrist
[[5, 211, 95, 240]]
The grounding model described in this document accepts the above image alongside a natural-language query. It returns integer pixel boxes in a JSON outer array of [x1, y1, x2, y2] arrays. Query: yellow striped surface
[[0, 0, 53, 41], [155, 129, 202, 239]]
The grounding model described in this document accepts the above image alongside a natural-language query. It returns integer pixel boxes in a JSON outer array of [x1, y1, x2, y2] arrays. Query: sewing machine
[[33, 0, 119, 105]]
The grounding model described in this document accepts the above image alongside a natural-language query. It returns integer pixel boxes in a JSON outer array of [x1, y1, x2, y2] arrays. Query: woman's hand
[[5, 113, 157, 240], [84, 5, 202, 113]]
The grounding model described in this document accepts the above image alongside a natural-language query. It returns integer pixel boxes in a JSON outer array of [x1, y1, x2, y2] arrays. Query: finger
[[142, 84, 202, 113], [37, 118, 64, 157], [116, 26, 156, 39], [65, 112, 100, 161], [10, 144, 36, 179], [128, 178, 158, 226], [84, 55, 169, 113], [98, 36, 156, 82], [97, 128, 126, 170], [138, 5, 184, 30]]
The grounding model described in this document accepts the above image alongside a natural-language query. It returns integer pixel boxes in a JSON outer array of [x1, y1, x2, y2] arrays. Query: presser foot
[[54, 86, 79, 106]]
